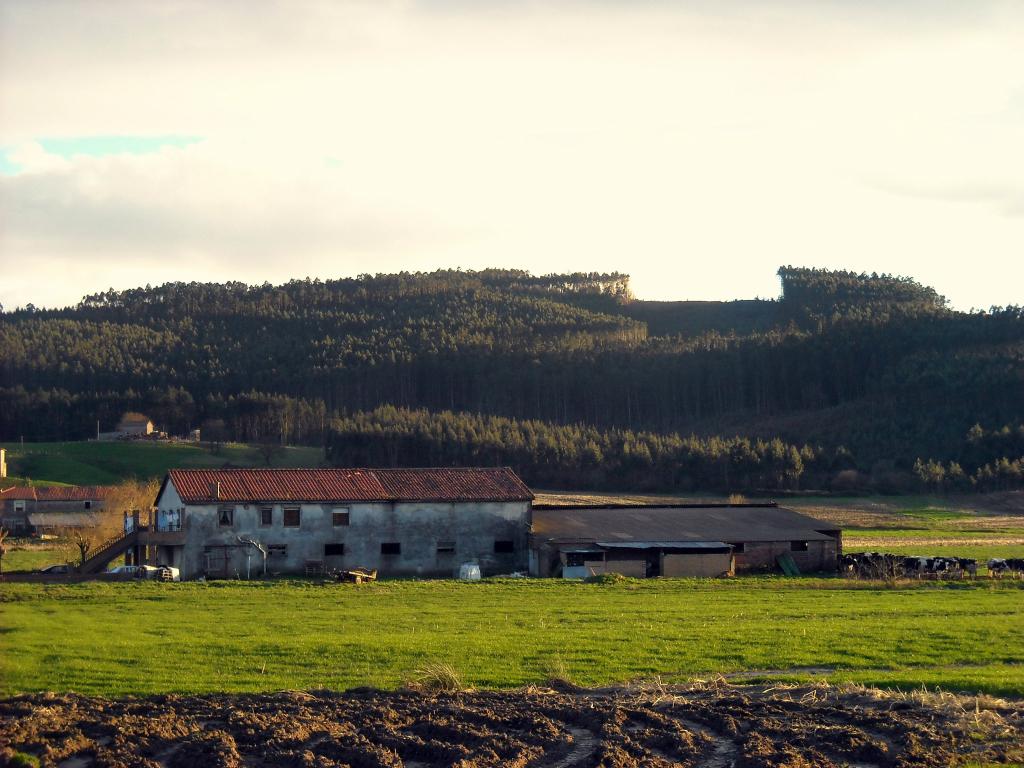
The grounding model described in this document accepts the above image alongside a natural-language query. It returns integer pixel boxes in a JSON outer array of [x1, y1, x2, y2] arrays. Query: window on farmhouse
[[218, 506, 234, 526], [84, 500, 92, 510], [283, 507, 301, 527], [260, 506, 273, 526], [791, 540, 808, 552], [381, 542, 401, 555], [332, 508, 350, 526], [494, 540, 515, 554], [436, 541, 456, 554], [268, 544, 287, 557], [324, 543, 345, 556], [729, 542, 745, 554], [13, 500, 25, 513]]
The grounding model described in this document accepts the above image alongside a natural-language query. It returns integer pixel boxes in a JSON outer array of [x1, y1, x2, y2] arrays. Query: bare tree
[[0, 527, 8, 575], [253, 438, 285, 467], [66, 479, 161, 568], [202, 418, 228, 456], [70, 527, 96, 568]]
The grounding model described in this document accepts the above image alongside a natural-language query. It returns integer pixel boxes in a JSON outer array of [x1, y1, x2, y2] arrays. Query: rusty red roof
[[2, 485, 114, 503], [35, 486, 114, 502], [1, 486, 37, 501], [164, 467, 534, 504]]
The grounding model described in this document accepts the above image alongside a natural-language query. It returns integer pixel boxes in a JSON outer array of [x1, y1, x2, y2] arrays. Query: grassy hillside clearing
[[0, 441, 325, 486], [1, 578, 1022, 698]]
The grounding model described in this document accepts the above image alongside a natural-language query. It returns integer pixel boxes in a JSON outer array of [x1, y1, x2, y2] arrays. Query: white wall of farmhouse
[[157, 479, 529, 580]]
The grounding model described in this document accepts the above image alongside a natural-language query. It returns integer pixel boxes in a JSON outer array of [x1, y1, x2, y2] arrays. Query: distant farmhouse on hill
[[97, 412, 159, 441]]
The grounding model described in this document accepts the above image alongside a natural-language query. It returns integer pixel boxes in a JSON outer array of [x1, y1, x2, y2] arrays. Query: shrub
[[585, 572, 627, 585], [408, 661, 464, 693]]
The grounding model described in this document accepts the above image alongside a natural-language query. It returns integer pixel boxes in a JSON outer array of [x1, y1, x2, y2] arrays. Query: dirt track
[[2, 681, 1022, 768]]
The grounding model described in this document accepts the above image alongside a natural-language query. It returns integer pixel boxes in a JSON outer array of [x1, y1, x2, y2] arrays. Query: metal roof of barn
[[531, 505, 838, 544], [164, 467, 534, 504]]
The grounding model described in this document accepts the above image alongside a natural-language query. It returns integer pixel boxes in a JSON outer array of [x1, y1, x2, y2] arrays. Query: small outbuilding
[[529, 503, 841, 578], [116, 412, 155, 436]]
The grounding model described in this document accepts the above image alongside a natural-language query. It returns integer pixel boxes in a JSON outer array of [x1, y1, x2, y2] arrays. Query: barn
[[529, 503, 842, 578]]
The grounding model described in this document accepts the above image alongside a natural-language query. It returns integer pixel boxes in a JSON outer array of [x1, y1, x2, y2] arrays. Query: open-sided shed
[[529, 503, 841, 578]]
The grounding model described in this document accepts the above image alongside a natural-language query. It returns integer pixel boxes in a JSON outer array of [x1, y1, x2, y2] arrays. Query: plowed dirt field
[[2, 682, 1022, 767]]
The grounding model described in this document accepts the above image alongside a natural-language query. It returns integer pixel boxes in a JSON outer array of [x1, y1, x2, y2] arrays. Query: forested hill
[[2, 266, 1022, 492]]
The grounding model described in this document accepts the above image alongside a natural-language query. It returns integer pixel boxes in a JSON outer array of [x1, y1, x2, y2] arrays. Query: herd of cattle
[[841, 552, 1024, 580]]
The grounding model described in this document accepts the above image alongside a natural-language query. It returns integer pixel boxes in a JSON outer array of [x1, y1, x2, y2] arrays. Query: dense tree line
[[913, 423, 1024, 492], [327, 406, 818, 492], [2, 267, 1023, 489]]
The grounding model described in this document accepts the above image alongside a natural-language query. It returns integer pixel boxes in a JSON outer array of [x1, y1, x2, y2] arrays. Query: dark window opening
[[84, 500, 92, 510], [218, 507, 234, 526], [260, 506, 273, 526], [729, 542, 745, 553], [268, 544, 287, 557], [494, 540, 515, 554], [283, 507, 301, 527], [565, 551, 602, 567], [381, 542, 401, 555], [324, 543, 345, 556], [791, 540, 809, 552], [436, 541, 456, 554], [332, 509, 350, 526]]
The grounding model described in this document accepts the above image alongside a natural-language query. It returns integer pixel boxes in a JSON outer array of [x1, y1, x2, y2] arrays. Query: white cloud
[[1, 0, 1023, 310]]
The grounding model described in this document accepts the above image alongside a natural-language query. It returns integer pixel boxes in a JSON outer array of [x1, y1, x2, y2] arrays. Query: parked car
[[39, 564, 72, 574], [106, 565, 160, 579]]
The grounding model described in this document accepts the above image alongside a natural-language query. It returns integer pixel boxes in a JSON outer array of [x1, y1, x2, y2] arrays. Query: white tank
[[457, 563, 481, 581]]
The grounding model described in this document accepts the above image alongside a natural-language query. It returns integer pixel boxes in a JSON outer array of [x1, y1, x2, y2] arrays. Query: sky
[[1, 0, 1022, 311]]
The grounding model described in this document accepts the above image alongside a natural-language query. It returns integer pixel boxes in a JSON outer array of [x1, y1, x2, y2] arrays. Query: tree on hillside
[[254, 438, 285, 466]]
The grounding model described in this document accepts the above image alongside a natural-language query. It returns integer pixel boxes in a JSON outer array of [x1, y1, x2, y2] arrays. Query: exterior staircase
[[79, 529, 139, 574]]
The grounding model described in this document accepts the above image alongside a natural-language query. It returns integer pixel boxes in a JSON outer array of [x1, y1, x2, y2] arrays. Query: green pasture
[[0, 441, 326, 486], [1, 577, 1022, 698], [1, 545, 74, 572]]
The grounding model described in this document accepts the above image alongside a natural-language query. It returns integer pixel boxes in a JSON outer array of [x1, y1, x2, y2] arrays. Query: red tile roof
[[35, 486, 113, 502], [2, 485, 114, 503], [165, 467, 534, 504], [0, 486, 37, 501]]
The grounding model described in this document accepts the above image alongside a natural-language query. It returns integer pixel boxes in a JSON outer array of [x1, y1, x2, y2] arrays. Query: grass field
[[2, 577, 1022, 698], [1, 543, 74, 572], [0, 441, 326, 485]]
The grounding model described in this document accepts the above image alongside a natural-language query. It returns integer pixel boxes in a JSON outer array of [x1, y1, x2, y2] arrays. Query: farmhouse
[[0, 485, 111, 536], [0, 486, 38, 536], [529, 503, 842, 578], [147, 467, 534, 579], [116, 412, 155, 436], [98, 411, 158, 440]]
